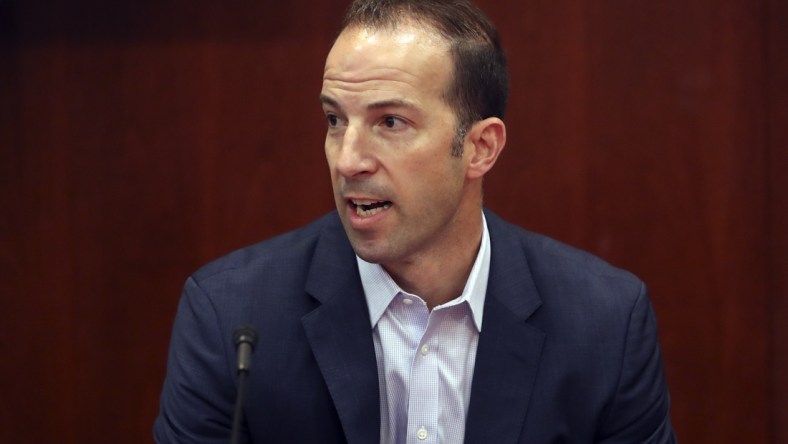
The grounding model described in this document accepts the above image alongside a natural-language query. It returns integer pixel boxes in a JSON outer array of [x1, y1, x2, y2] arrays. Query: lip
[[344, 197, 392, 230]]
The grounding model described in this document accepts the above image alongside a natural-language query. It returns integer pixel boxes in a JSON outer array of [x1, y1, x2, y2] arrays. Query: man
[[155, 0, 677, 442]]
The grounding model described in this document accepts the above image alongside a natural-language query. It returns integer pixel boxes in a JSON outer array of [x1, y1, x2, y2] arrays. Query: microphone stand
[[230, 366, 250, 444], [230, 325, 257, 444]]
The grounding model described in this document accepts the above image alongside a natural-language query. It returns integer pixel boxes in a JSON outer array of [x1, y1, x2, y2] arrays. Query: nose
[[330, 125, 378, 179]]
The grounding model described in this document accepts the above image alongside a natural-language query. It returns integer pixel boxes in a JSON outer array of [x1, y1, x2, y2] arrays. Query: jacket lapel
[[301, 216, 380, 444], [464, 211, 545, 444]]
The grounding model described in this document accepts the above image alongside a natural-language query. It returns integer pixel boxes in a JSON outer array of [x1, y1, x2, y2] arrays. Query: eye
[[325, 112, 349, 129], [381, 115, 407, 130]]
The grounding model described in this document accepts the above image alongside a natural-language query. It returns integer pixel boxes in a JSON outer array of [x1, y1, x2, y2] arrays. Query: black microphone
[[234, 325, 258, 372], [230, 324, 258, 444]]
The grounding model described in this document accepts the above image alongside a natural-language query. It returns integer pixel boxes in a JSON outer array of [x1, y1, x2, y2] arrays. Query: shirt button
[[420, 344, 429, 355], [403, 298, 413, 305], [417, 426, 428, 440]]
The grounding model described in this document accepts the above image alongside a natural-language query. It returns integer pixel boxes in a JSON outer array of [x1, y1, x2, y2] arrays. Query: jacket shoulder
[[484, 210, 647, 328], [191, 212, 343, 288], [486, 210, 642, 289]]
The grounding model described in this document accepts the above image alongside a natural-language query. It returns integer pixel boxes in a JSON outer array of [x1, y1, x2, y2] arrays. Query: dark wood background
[[1, 0, 785, 442]]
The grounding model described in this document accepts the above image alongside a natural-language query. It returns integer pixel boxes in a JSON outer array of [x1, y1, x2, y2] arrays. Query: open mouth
[[350, 199, 392, 217]]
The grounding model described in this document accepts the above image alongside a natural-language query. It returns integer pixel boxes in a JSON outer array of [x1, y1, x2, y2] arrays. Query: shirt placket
[[406, 308, 443, 444]]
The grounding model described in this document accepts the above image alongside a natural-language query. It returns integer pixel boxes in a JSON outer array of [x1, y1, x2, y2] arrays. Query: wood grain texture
[[0, 0, 783, 442], [767, 0, 788, 441]]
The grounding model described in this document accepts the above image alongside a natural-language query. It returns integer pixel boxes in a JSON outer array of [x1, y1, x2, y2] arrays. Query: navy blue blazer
[[154, 210, 676, 443]]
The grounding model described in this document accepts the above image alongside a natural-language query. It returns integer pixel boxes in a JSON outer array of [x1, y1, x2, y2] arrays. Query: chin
[[351, 246, 386, 265], [349, 239, 394, 265]]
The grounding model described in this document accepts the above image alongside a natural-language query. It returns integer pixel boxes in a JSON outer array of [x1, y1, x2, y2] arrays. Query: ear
[[465, 117, 506, 180]]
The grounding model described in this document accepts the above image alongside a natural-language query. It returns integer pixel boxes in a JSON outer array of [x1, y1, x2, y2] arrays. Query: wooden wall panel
[[768, 0, 788, 441], [0, 0, 784, 442]]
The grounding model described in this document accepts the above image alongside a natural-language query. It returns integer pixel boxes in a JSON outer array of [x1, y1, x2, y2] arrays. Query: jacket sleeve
[[153, 276, 247, 443], [597, 283, 678, 443]]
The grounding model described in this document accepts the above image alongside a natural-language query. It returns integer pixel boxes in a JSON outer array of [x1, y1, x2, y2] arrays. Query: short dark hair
[[340, 0, 509, 155]]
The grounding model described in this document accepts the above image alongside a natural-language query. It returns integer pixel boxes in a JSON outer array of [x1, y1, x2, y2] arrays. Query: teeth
[[354, 201, 391, 217]]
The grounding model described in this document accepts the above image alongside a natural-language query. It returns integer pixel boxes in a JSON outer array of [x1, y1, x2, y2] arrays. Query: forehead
[[322, 23, 454, 103]]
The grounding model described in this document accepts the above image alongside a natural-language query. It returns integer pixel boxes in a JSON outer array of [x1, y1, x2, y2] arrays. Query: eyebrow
[[366, 99, 417, 111], [319, 94, 340, 110], [319, 95, 417, 112]]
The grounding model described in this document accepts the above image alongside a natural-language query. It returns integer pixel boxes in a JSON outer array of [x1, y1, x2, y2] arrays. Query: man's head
[[321, 0, 507, 275], [339, 0, 509, 156]]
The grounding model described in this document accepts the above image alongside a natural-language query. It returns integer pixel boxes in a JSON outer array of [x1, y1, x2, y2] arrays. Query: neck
[[384, 210, 483, 310]]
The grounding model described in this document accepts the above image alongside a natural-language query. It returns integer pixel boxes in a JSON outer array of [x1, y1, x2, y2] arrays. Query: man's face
[[321, 23, 473, 269]]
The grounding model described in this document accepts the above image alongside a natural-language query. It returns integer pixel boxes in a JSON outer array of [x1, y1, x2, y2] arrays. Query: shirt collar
[[357, 213, 491, 331]]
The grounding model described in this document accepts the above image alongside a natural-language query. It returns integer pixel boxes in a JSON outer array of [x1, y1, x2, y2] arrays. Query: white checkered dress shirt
[[358, 214, 490, 444]]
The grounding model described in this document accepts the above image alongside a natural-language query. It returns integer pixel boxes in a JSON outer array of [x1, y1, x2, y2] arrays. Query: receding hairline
[[332, 18, 457, 54], [325, 23, 459, 114], [336, 2, 496, 48]]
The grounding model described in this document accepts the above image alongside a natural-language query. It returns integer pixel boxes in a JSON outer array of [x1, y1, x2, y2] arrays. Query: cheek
[[324, 138, 334, 159], [397, 156, 460, 201], [324, 144, 339, 172]]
